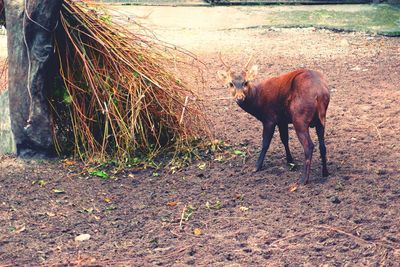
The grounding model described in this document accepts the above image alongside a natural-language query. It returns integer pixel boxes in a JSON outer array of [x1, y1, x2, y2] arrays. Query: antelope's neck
[[237, 83, 261, 116]]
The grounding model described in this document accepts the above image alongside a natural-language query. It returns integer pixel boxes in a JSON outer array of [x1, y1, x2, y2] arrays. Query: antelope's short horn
[[219, 52, 231, 71], [243, 54, 254, 70]]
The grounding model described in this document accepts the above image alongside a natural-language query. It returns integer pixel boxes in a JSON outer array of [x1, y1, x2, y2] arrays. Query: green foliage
[[264, 4, 400, 36], [99, 14, 112, 24], [89, 170, 109, 179]]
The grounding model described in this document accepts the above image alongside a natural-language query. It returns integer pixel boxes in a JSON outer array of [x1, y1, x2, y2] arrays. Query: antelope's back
[[291, 69, 330, 103]]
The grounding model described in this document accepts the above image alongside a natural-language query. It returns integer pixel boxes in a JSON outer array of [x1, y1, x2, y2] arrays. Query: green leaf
[[183, 205, 195, 221], [63, 94, 72, 105], [152, 172, 160, 177], [89, 170, 109, 179], [233, 150, 245, 156], [206, 200, 221, 210]]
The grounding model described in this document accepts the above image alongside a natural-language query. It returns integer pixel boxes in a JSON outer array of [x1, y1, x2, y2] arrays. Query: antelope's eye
[[243, 81, 249, 87], [229, 82, 234, 87]]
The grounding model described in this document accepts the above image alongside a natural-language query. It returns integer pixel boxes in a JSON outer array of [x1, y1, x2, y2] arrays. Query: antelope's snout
[[233, 89, 246, 103]]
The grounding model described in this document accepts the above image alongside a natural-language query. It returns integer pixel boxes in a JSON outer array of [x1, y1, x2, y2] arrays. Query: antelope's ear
[[246, 65, 258, 81], [217, 70, 231, 85]]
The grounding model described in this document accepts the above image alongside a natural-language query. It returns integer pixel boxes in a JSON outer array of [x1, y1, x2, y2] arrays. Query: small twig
[[196, 97, 232, 101], [268, 231, 313, 248], [379, 248, 389, 266], [372, 123, 382, 141], [315, 225, 399, 250], [170, 229, 182, 238], [377, 117, 392, 127], [377, 111, 400, 132], [316, 225, 374, 246], [179, 96, 189, 125], [179, 205, 187, 230]]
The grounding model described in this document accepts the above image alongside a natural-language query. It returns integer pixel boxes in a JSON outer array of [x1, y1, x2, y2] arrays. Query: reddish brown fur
[[220, 68, 330, 184]]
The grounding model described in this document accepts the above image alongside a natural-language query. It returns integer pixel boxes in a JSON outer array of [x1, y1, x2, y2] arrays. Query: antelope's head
[[217, 53, 258, 103]]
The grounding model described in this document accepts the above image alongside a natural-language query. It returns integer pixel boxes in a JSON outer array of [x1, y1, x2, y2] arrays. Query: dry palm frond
[[53, 0, 210, 163]]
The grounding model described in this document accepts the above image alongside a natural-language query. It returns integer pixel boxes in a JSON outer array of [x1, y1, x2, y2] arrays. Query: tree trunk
[[4, 0, 62, 158], [0, 0, 5, 26]]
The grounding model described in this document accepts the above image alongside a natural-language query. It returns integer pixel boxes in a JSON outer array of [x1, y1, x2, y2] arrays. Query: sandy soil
[[1, 6, 400, 266]]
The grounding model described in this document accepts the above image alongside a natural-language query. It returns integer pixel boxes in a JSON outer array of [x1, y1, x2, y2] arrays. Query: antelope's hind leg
[[293, 122, 314, 184], [316, 121, 329, 177]]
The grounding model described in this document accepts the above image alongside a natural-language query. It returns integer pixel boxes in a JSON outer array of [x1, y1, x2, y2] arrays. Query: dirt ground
[[1, 6, 400, 266]]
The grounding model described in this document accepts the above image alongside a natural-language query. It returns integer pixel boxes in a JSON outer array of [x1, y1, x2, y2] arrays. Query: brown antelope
[[217, 54, 330, 184]]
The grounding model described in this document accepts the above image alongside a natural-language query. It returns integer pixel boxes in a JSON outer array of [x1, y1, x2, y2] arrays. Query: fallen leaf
[[289, 183, 299, 192], [46, 212, 56, 217], [167, 201, 177, 206], [15, 225, 26, 234], [330, 196, 341, 204], [75, 234, 91, 242], [104, 197, 112, 203], [239, 206, 249, 212], [63, 160, 76, 166], [160, 216, 169, 222], [38, 180, 47, 187], [235, 193, 244, 200], [82, 208, 94, 214], [53, 189, 65, 194], [205, 200, 221, 210], [32, 179, 48, 187], [197, 163, 206, 170], [105, 205, 117, 211], [193, 228, 202, 236], [214, 155, 224, 162], [288, 163, 297, 171]]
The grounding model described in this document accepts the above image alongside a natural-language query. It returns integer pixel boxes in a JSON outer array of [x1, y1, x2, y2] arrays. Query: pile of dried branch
[[53, 0, 209, 162]]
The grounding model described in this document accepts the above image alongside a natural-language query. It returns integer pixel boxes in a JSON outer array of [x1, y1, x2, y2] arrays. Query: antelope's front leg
[[255, 122, 276, 172]]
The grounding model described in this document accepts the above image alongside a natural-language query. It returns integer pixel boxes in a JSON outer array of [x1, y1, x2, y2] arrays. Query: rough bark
[[0, 0, 5, 27], [4, 0, 62, 158]]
